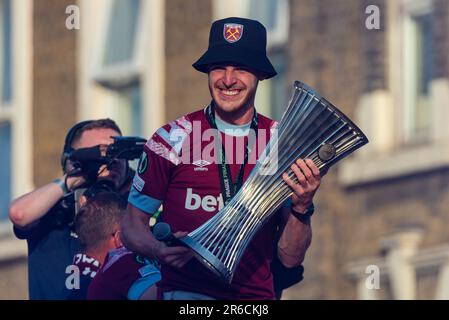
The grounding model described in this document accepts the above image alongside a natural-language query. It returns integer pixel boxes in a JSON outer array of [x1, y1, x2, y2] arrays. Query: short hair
[[71, 118, 122, 147], [74, 192, 127, 251]]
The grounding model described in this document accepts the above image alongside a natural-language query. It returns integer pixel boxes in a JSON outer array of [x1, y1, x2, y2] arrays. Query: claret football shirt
[[128, 107, 281, 299]]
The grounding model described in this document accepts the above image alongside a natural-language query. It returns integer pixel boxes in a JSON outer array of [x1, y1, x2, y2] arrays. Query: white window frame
[[340, 0, 449, 186], [247, 0, 289, 48], [78, 0, 165, 139], [401, 0, 433, 144], [92, 0, 144, 90], [0, 0, 32, 260], [0, 0, 11, 106]]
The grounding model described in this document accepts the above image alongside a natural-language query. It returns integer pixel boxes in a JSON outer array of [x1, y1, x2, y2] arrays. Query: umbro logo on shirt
[[193, 159, 211, 171]]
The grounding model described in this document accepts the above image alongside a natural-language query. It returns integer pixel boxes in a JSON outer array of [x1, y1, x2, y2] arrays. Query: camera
[[66, 136, 146, 182], [54, 136, 146, 226]]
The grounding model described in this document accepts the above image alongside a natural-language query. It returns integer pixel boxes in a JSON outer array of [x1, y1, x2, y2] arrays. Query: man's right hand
[[122, 205, 195, 270], [152, 231, 194, 268]]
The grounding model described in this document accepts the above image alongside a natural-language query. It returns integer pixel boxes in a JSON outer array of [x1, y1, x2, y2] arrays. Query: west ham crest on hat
[[223, 23, 244, 43], [193, 17, 277, 79]]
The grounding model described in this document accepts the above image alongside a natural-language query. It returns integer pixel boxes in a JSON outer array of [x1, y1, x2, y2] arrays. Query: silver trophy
[[179, 81, 369, 283]]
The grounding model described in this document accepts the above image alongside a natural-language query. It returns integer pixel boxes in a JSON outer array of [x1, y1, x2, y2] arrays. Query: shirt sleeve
[[128, 130, 178, 215], [127, 263, 161, 300]]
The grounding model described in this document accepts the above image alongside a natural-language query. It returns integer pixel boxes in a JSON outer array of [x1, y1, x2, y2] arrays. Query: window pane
[[414, 13, 432, 135], [113, 85, 142, 137], [249, 0, 278, 30], [269, 51, 288, 121], [1, 0, 12, 102], [103, 0, 141, 66], [416, 14, 432, 96], [110, 85, 142, 170], [129, 85, 142, 137], [0, 122, 11, 221]]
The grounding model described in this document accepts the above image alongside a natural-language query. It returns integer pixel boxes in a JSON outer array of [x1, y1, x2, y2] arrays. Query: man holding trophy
[[121, 17, 322, 300]]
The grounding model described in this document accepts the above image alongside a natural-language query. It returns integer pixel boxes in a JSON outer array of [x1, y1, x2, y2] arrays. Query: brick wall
[[0, 258, 28, 299], [286, 0, 366, 298], [33, 0, 78, 186], [285, 0, 449, 299], [2, 0, 79, 300], [164, 0, 212, 122], [433, 0, 449, 78], [361, 0, 388, 92]]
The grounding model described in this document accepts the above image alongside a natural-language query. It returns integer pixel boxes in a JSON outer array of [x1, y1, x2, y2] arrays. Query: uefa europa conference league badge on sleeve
[[179, 81, 369, 283]]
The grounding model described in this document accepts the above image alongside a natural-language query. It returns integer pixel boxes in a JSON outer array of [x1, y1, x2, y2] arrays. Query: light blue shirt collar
[[215, 112, 251, 137]]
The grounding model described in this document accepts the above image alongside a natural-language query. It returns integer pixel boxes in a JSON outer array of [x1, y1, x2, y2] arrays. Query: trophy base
[[180, 236, 232, 283]]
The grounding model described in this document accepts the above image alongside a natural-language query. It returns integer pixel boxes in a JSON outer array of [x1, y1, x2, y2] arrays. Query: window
[[402, 9, 433, 143], [248, 0, 288, 47], [339, 0, 443, 185], [103, 0, 140, 67], [110, 85, 142, 136], [0, 0, 12, 222], [0, 122, 11, 221], [267, 50, 288, 121], [0, 0, 30, 262], [248, 0, 289, 120], [94, 0, 143, 137], [0, 0, 12, 103]]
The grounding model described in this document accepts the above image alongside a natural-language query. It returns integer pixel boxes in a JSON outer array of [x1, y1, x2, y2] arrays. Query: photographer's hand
[[63, 158, 87, 191], [97, 164, 110, 178], [65, 174, 86, 191]]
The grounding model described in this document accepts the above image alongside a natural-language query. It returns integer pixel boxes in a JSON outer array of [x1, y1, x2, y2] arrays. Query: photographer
[[9, 119, 135, 300]]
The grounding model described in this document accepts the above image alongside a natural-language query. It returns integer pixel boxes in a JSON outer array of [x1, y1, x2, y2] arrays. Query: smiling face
[[208, 65, 261, 124]]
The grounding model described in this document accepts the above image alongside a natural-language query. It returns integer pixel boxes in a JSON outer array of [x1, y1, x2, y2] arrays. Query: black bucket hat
[[193, 17, 277, 79]]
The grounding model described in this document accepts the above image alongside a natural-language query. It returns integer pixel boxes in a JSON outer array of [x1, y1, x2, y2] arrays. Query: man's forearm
[[121, 205, 160, 259], [122, 205, 194, 268], [9, 180, 65, 227], [277, 212, 312, 268]]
